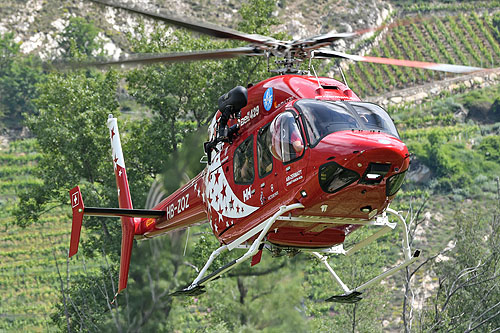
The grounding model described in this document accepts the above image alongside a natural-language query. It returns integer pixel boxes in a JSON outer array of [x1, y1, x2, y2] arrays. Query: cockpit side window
[[234, 136, 254, 184], [257, 123, 273, 178], [270, 111, 305, 163]]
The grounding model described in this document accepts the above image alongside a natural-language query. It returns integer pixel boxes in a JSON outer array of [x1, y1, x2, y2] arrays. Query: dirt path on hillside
[[365, 67, 500, 106]]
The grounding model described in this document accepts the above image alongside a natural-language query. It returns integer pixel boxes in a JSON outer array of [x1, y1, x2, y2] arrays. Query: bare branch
[[466, 308, 500, 332], [53, 250, 71, 333]]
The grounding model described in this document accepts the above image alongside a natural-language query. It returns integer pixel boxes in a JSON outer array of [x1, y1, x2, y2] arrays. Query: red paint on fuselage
[[134, 75, 409, 249]]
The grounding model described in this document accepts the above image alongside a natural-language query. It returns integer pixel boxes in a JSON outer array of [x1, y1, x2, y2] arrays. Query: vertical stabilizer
[[107, 114, 135, 293], [68, 186, 85, 257]]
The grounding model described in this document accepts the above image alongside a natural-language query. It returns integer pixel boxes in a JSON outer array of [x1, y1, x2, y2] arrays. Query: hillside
[[0, 0, 499, 331], [0, 0, 390, 59], [0, 140, 103, 331], [344, 10, 500, 98], [0, 140, 64, 330]]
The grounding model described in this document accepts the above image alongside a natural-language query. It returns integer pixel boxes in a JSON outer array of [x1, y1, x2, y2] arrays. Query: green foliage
[[237, 0, 280, 36], [51, 265, 118, 332], [478, 135, 500, 163], [400, 0, 500, 14], [404, 125, 500, 193], [14, 71, 119, 227], [0, 32, 44, 128], [303, 226, 398, 332], [58, 17, 104, 59], [493, 12, 500, 32], [345, 13, 500, 97], [419, 208, 500, 331]]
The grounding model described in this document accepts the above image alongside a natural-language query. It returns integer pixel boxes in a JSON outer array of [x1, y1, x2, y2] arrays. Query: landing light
[[359, 163, 391, 185]]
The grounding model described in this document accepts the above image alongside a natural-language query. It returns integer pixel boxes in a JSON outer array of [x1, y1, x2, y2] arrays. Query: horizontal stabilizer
[[68, 186, 165, 258], [84, 207, 165, 218]]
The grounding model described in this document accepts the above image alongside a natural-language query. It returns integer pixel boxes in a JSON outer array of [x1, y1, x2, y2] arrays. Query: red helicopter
[[68, 0, 483, 303]]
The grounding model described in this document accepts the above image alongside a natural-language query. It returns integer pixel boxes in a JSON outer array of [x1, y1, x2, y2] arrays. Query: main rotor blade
[[57, 47, 262, 68], [315, 49, 484, 74], [89, 0, 276, 45], [292, 32, 357, 49]]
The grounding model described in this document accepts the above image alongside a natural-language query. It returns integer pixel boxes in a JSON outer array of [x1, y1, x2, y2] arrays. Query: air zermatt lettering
[[240, 105, 259, 127], [273, 96, 293, 110]]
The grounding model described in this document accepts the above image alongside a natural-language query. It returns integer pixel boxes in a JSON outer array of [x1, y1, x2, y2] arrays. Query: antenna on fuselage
[[311, 64, 321, 89], [337, 60, 350, 89]]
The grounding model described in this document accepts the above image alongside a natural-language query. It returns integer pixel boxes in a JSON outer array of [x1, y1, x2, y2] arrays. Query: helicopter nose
[[316, 131, 409, 164], [313, 131, 410, 194]]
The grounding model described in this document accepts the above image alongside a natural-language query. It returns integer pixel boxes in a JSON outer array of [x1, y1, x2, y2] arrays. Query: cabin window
[[234, 136, 254, 184], [269, 111, 305, 163], [257, 123, 273, 177]]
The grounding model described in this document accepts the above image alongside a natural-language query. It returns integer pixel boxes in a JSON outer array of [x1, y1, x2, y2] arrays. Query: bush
[[478, 135, 500, 163]]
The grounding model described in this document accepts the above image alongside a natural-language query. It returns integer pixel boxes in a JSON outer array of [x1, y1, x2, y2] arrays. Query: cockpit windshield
[[349, 102, 399, 137], [295, 99, 399, 146]]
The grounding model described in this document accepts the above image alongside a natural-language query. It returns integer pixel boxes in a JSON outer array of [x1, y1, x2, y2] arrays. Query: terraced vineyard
[[0, 140, 73, 331], [345, 12, 500, 98]]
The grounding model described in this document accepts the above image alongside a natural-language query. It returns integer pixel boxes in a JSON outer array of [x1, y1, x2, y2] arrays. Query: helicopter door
[[256, 123, 279, 206], [269, 111, 307, 191], [231, 135, 259, 209]]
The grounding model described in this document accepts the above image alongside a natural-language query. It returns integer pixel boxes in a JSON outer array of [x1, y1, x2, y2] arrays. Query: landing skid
[[172, 207, 419, 302], [326, 291, 363, 303], [310, 208, 420, 303], [171, 203, 304, 296]]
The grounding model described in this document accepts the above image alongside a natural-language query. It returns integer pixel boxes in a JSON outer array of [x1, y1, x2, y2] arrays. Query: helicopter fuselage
[[135, 75, 409, 249]]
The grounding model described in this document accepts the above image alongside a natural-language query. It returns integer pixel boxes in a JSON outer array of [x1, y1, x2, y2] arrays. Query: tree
[[303, 226, 398, 332], [0, 32, 43, 129], [419, 206, 500, 332], [58, 17, 104, 59]]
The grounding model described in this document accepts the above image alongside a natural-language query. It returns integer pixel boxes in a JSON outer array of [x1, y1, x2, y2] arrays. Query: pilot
[[290, 129, 304, 156], [287, 119, 304, 159], [270, 113, 305, 162]]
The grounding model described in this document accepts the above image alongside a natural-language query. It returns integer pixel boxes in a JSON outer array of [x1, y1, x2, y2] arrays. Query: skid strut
[[311, 208, 420, 303], [171, 203, 304, 296]]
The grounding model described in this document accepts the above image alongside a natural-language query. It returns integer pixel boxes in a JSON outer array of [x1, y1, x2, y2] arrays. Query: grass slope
[[0, 140, 76, 332]]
